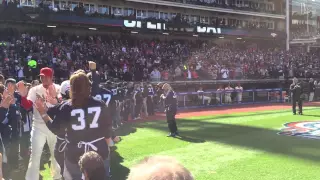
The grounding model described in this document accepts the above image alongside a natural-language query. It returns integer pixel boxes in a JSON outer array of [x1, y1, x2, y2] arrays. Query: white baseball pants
[[25, 122, 61, 180]]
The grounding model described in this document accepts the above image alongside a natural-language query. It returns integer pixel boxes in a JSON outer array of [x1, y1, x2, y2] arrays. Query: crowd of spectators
[[0, 28, 320, 84], [291, 23, 320, 39]]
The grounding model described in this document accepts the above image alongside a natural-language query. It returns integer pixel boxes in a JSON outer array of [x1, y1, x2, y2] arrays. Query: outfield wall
[[176, 88, 285, 109]]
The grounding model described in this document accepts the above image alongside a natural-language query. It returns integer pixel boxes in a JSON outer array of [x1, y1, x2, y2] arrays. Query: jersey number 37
[[71, 107, 101, 130], [94, 94, 111, 107]]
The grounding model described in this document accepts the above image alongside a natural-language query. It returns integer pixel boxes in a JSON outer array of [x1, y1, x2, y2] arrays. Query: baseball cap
[[60, 80, 70, 96], [5, 78, 16, 85], [39, 67, 53, 77]]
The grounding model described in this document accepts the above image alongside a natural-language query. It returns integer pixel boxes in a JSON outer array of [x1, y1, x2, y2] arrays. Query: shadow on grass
[[133, 118, 320, 163], [175, 135, 205, 143], [115, 125, 137, 136], [110, 150, 130, 180]]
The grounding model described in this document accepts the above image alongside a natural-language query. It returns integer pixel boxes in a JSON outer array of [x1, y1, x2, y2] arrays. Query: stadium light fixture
[[47, 25, 56, 28], [131, 31, 138, 34], [193, 34, 198, 37], [219, 37, 224, 39], [89, 28, 97, 31], [237, 37, 242, 40], [163, 32, 169, 35]]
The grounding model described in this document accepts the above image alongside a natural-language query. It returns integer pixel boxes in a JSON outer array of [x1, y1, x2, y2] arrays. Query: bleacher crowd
[[0, 29, 320, 84]]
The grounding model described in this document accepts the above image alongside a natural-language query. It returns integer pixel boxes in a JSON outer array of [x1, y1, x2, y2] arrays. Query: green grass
[[38, 107, 320, 180]]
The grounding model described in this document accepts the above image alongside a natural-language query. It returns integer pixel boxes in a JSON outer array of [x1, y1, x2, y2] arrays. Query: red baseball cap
[[39, 67, 53, 77]]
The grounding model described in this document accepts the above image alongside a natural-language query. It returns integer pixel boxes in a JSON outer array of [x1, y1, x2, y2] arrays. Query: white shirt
[[196, 63, 202, 70], [67, 52, 71, 60], [27, 84, 61, 124], [150, 70, 160, 79], [221, 68, 229, 79], [18, 68, 24, 78], [187, 70, 192, 79], [175, 67, 182, 76], [197, 90, 204, 99]]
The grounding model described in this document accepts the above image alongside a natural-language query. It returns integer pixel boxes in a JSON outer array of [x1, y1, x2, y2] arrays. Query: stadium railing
[[150, 79, 287, 85], [176, 88, 284, 109]]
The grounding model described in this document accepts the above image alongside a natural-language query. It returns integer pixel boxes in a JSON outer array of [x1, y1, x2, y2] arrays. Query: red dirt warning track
[[137, 102, 320, 122]]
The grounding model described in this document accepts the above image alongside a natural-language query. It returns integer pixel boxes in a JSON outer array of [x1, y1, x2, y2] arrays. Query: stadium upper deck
[[0, 0, 287, 40], [3, 0, 320, 45]]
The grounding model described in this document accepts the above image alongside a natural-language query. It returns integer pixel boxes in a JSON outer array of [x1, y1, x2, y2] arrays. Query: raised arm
[[17, 81, 33, 110], [34, 98, 69, 135]]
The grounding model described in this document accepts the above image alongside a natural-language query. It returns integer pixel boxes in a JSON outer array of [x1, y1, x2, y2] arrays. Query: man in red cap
[[17, 67, 62, 180]]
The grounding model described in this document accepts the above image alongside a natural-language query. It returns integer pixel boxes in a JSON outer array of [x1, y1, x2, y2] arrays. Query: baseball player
[[235, 83, 243, 103], [224, 84, 233, 104], [17, 67, 62, 180]]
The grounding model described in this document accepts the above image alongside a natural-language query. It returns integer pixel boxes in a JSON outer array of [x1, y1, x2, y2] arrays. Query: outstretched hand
[[45, 85, 58, 105], [0, 90, 14, 108], [34, 96, 48, 115]]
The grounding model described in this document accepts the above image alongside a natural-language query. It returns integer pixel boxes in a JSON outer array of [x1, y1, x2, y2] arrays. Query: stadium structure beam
[[286, 0, 290, 51]]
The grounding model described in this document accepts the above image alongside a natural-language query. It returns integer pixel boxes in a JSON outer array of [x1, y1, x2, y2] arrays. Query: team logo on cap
[[278, 121, 320, 139]]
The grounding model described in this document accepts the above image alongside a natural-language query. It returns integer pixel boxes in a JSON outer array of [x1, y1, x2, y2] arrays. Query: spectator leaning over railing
[[225, 84, 234, 104], [235, 83, 243, 103], [197, 87, 211, 105]]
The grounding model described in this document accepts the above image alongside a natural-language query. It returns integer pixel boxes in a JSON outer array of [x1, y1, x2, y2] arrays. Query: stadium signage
[[124, 20, 221, 34]]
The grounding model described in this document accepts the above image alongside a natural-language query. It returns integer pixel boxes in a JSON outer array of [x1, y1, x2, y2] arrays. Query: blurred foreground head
[[79, 151, 106, 180], [127, 156, 194, 180], [162, 83, 172, 93]]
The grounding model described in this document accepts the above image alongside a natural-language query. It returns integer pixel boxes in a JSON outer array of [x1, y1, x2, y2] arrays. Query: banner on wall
[[44, 15, 285, 38], [123, 20, 285, 38]]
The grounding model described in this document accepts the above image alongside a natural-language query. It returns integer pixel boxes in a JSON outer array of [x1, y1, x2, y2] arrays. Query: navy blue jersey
[[115, 88, 123, 101], [164, 90, 177, 112], [46, 97, 112, 163], [123, 87, 129, 98], [94, 87, 113, 107], [134, 89, 143, 102], [125, 87, 134, 99], [148, 86, 155, 96], [141, 86, 148, 98], [47, 103, 66, 138]]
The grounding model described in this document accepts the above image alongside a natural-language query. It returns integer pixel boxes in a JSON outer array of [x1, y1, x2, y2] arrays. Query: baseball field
[[36, 103, 320, 180]]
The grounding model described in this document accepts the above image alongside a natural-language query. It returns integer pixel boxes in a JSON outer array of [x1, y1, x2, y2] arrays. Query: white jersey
[[27, 84, 61, 124], [225, 87, 234, 96], [235, 86, 243, 92]]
